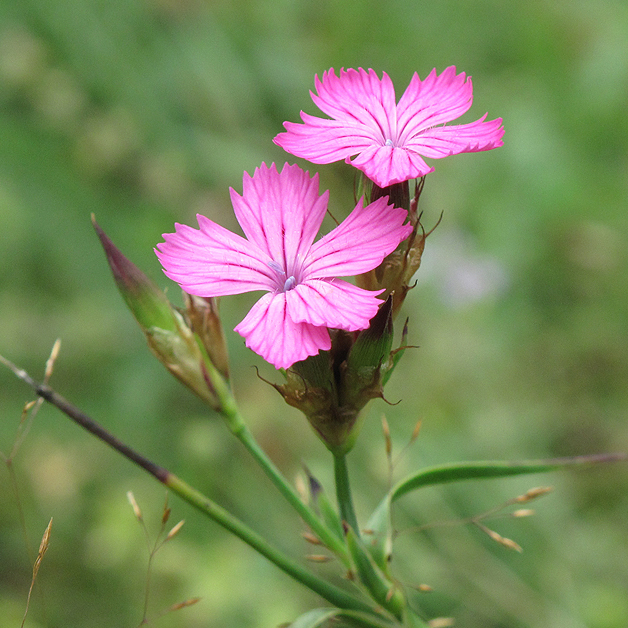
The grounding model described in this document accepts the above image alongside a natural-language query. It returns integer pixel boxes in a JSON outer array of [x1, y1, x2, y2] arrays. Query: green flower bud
[[271, 297, 400, 454], [93, 216, 225, 409], [182, 293, 229, 382], [357, 178, 437, 319]]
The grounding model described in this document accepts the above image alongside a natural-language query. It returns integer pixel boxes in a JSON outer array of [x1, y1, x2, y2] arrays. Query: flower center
[[385, 138, 394, 147], [268, 260, 298, 292]]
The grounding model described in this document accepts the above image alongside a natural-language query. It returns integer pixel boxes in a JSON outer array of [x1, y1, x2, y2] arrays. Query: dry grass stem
[[391, 418, 423, 471], [167, 597, 201, 612], [21, 518, 53, 628]]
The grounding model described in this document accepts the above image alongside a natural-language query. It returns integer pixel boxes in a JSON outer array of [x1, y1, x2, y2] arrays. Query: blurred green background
[[1, 0, 627, 626]]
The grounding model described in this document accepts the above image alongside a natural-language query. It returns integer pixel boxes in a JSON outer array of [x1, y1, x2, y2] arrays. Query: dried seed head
[[382, 415, 392, 456], [512, 509, 535, 518], [34, 518, 53, 577], [410, 418, 423, 444], [295, 473, 308, 503], [305, 554, 332, 563], [166, 520, 185, 541], [414, 583, 433, 592], [302, 532, 322, 545], [168, 597, 201, 612], [20, 400, 36, 424], [515, 486, 553, 503], [45, 339, 61, 380], [126, 491, 143, 521], [485, 528, 523, 553], [428, 618, 455, 628]]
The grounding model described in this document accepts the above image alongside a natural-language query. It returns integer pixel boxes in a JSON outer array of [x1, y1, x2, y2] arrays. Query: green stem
[[164, 473, 373, 614], [1, 359, 378, 617], [334, 453, 359, 534], [209, 367, 350, 563]]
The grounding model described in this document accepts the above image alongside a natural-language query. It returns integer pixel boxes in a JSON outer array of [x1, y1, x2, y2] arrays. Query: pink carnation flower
[[274, 66, 504, 188], [156, 163, 412, 369]]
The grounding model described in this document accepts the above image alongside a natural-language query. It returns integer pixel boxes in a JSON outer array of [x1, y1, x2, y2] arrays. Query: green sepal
[[346, 296, 394, 375], [345, 527, 405, 621], [381, 318, 409, 387]]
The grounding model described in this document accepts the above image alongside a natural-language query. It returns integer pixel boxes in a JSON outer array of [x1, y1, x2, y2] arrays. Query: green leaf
[[366, 453, 627, 577], [346, 527, 405, 621], [287, 608, 398, 628], [363, 496, 393, 577], [308, 472, 346, 543], [288, 608, 339, 628], [390, 454, 627, 503]]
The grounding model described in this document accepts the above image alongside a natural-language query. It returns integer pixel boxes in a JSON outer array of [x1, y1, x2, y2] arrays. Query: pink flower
[[156, 163, 412, 369], [274, 66, 504, 188]]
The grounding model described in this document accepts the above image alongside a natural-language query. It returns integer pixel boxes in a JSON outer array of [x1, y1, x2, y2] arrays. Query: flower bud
[[271, 297, 400, 454], [182, 293, 229, 382], [93, 216, 224, 409], [357, 178, 434, 318]]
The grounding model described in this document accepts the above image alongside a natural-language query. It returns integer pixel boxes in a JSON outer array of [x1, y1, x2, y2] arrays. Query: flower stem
[[164, 473, 372, 614], [334, 452, 359, 534], [208, 365, 350, 563], [2, 357, 378, 617]]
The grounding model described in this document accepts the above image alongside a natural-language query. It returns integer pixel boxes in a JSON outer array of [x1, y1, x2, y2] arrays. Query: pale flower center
[[268, 260, 298, 293]]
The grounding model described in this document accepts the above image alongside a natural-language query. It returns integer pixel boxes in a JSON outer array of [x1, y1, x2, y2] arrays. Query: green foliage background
[[1, 0, 627, 626]]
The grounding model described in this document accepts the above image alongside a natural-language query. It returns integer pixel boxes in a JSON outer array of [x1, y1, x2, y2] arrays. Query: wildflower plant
[[2, 67, 624, 627]]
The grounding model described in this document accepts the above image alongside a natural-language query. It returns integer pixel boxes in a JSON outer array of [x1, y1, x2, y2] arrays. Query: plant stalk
[[206, 361, 351, 562], [1, 357, 378, 617], [334, 452, 359, 534]]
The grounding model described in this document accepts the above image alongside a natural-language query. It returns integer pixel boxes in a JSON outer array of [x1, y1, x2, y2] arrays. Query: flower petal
[[304, 196, 412, 278], [274, 115, 373, 164], [396, 67, 474, 141], [287, 279, 383, 331], [229, 163, 329, 275], [405, 115, 505, 159], [275, 66, 503, 187], [310, 68, 397, 136], [273, 68, 398, 164], [235, 292, 331, 369], [349, 145, 434, 187], [155, 216, 274, 296]]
